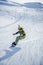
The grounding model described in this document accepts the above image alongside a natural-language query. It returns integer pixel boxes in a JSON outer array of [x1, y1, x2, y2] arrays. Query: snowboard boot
[[12, 42, 16, 46]]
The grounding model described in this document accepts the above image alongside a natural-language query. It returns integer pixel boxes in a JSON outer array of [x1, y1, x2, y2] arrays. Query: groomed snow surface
[[0, 4, 43, 65]]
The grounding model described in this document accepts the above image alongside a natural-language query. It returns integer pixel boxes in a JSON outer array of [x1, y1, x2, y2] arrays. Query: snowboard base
[[10, 44, 16, 47]]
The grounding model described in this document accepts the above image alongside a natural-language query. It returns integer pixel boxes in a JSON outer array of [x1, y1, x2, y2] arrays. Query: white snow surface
[[0, 4, 43, 65]]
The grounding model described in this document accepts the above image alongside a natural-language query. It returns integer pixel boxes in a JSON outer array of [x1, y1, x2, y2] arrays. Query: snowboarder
[[12, 25, 26, 46]]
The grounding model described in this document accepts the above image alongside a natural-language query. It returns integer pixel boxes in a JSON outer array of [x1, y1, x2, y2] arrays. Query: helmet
[[18, 25, 23, 30]]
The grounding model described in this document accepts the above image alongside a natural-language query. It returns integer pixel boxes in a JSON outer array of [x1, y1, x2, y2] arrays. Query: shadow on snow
[[0, 47, 21, 61]]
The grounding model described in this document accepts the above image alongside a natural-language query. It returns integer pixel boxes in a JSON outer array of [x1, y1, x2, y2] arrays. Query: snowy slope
[[0, 1, 43, 65], [0, 1, 22, 6], [23, 2, 43, 8]]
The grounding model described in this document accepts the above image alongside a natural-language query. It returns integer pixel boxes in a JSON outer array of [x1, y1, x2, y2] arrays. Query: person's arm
[[13, 31, 19, 35]]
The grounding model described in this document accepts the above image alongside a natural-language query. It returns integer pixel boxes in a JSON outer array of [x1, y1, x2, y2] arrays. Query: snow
[[0, 2, 43, 65], [23, 2, 42, 8]]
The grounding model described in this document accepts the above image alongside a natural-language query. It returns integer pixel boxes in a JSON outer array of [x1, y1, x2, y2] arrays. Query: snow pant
[[15, 35, 25, 45]]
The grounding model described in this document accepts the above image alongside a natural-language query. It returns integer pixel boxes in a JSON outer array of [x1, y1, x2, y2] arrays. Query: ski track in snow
[[0, 4, 43, 65]]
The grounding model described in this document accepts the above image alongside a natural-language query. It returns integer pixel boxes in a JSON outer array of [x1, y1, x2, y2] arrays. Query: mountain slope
[[0, 1, 43, 8], [0, 2, 43, 65], [0, 1, 22, 6], [23, 2, 43, 8]]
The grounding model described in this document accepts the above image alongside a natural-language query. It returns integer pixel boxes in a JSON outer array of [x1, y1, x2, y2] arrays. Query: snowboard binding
[[11, 42, 16, 47]]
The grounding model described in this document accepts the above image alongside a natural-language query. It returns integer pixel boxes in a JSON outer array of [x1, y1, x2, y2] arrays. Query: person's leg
[[12, 36, 20, 46], [15, 36, 20, 45], [15, 36, 24, 45]]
